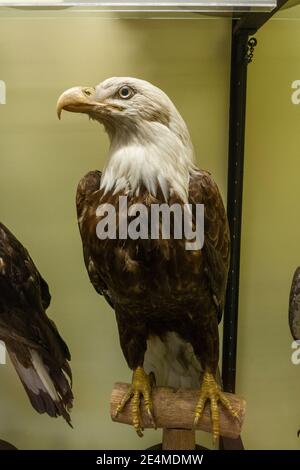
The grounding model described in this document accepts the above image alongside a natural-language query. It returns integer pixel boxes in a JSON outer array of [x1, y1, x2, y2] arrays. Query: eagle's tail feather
[[144, 333, 203, 389], [7, 347, 73, 426], [144, 333, 222, 389]]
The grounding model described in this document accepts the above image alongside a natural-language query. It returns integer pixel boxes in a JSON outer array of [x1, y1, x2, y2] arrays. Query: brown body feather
[[76, 169, 229, 379], [0, 223, 73, 424]]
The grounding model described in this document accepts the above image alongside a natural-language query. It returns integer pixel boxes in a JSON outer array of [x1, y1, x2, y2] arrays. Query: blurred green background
[[0, 5, 299, 450]]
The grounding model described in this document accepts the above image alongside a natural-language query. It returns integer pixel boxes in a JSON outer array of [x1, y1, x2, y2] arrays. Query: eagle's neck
[[100, 120, 195, 202]]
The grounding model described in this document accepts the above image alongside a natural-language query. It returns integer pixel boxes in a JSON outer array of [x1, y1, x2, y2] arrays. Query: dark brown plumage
[[0, 222, 73, 424], [289, 267, 300, 341], [76, 168, 229, 377]]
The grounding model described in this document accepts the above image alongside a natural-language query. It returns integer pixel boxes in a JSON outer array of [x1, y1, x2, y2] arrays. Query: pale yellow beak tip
[[56, 97, 64, 120], [56, 86, 97, 120]]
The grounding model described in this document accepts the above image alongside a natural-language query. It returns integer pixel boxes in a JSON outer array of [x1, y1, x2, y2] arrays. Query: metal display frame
[[220, 0, 289, 450]]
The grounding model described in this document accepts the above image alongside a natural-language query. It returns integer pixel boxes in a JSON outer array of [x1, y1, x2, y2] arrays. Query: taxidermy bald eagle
[[57, 77, 237, 442], [289, 267, 300, 437], [0, 223, 73, 424], [289, 267, 300, 341]]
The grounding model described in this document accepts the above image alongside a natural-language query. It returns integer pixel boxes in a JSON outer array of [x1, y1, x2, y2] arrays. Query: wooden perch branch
[[111, 383, 246, 440]]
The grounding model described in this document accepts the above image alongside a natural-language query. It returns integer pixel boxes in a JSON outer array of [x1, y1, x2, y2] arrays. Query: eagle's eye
[[118, 86, 134, 100]]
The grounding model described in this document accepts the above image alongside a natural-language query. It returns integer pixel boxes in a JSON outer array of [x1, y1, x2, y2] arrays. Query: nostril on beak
[[83, 87, 94, 97]]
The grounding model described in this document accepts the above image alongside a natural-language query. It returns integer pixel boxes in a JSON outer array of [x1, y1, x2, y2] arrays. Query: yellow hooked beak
[[56, 86, 102, 119]]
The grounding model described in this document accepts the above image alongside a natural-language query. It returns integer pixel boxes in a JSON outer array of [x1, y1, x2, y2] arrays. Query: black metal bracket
[[233, 0, 289, 35], [219, 24, 257, 453], [222, 25, 251, 396]]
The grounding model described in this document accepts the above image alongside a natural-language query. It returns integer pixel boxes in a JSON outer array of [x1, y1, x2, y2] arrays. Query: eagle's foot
[[193, 370, 239, 444], [115, 366, 155, 437]]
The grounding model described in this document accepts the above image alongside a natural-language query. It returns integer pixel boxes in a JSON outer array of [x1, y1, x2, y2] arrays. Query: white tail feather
[[30, 349, 59, 401], [143, 333, 203, 389]]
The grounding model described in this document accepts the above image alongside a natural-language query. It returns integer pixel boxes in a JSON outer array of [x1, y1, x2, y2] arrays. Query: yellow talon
[[115, 366, 155, 437], [194, 370, 239, 445]]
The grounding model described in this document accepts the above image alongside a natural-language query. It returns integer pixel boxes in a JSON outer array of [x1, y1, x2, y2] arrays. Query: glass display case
[[0, 0, 299, 453], [0, 0, 277, 11]]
